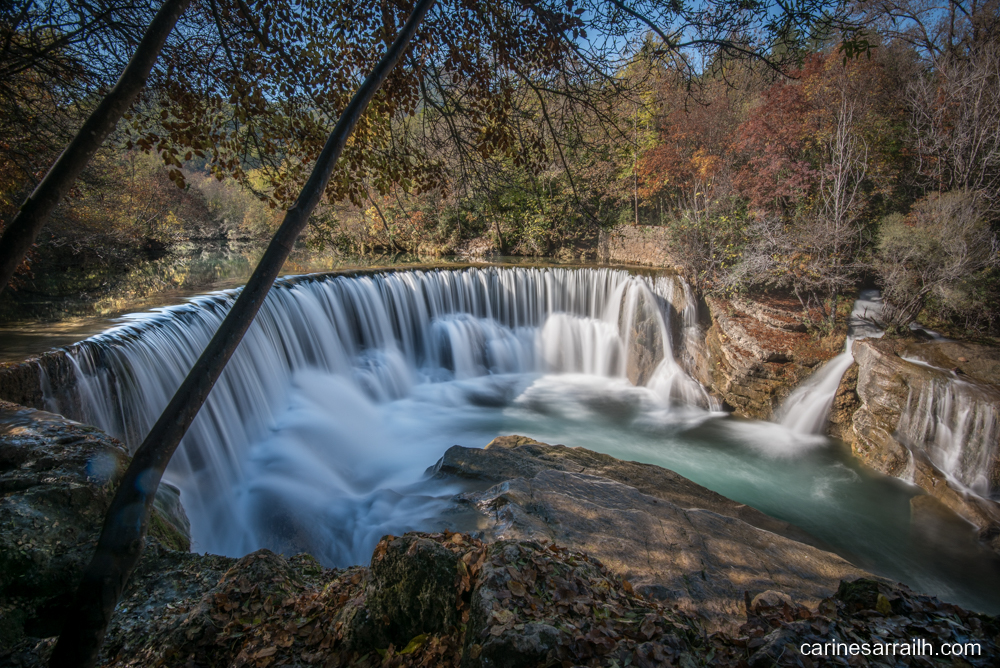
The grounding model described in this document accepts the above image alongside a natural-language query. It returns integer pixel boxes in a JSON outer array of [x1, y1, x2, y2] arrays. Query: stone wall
[[597, 225, 683, 270]]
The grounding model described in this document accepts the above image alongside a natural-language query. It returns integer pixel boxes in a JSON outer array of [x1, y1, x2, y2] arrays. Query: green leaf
[[398, 633, 428, 655]]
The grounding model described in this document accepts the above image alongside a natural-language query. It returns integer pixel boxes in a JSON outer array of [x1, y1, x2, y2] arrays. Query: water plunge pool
[[41, 266, 1000, 615]]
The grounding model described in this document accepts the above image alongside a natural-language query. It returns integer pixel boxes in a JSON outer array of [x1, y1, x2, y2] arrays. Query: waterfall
[[776, 352, 859, 434], [42, 267, 711, 564], [777, 290, 885, 434], [897, 378, 1000, 498]]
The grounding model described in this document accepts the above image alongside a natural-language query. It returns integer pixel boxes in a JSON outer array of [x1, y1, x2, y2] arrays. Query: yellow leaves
[[398, 633, 428, 654]]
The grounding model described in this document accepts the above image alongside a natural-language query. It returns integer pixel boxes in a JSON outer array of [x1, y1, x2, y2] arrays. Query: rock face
[[0, 352, 81, 418], [704, 296, 845, 419], [841, 338, 1000, 551], [436, 436, 871, 630], [0, 401, 190, 653]]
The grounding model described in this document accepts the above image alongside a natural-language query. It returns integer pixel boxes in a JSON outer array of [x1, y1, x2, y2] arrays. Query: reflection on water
[[0, 243, 484, 361]]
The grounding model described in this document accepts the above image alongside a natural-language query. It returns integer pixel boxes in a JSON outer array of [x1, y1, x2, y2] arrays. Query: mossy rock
[[348, 535, 463, 651]]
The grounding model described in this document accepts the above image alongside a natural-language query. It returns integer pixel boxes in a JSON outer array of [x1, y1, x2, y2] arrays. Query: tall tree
[[0, 0, 192, 295], [47, 1, 437, 665]]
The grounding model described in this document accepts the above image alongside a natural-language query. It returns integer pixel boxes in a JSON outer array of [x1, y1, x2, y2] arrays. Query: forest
[[3, 0, 998, 337]]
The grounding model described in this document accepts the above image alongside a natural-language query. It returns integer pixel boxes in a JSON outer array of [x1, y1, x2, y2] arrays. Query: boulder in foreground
[[9, 532, 999, 667], [437, 435, 872, 630]]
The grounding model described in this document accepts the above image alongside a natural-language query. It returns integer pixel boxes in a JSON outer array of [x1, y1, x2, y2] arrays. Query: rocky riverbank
[[833, 338, 1000, 553], [435, 435, 869, 631], [702, 295, 845, 419], [0, 401, 190, 653], [3, 421, 998, 666]]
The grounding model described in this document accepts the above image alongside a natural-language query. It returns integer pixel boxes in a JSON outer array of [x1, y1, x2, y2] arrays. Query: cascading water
[[37, 269, 1000, 613], [777, 290, 885, 434], [46, 267, 710, 564], [897, 378, 1000, 498]]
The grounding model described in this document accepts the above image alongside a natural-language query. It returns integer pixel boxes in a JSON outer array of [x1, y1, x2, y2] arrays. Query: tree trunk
[[47, 1, 436, 665], [0, 0, 192, 296]]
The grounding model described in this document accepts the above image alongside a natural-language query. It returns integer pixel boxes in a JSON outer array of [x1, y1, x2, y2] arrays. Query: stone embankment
[[834, 338, 1000, 552]]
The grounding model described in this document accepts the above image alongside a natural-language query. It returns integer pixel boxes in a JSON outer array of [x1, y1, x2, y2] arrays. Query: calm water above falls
[[42, 267, 1000, 614]]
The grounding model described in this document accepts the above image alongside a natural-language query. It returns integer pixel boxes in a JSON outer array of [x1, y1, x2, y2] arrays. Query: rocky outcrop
[[435, 435, 820, 546], [4, 424, 998, 666], [436, 436, 871, 631], [0, 401, 190, 652], [841, 338, 1000, 551], [705, 296, 845, 419], [11, 532, 999, 668]]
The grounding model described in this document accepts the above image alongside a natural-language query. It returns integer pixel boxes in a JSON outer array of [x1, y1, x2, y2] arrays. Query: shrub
[[876, 190, 998, 330]]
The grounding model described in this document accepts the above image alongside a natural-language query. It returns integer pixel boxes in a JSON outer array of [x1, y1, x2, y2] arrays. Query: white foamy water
[[897, 377, 1000, 498], [45, 268, 711, 564], [777, 289, 885, 434], [40, 269, 1000, 613]]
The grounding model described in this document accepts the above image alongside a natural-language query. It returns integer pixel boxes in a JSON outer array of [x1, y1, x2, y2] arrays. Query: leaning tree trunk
[[0, 0, 192, 296], [48, 1, 436, 666]]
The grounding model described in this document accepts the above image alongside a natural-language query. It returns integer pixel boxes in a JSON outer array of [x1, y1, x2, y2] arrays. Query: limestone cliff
[[704, 296, 845, 419], [838, 338, 1000, 551]]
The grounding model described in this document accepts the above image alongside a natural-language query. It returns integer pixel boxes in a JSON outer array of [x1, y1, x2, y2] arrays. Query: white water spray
[[777, 290, 885, 434], [43, 267, 710, 564], [897, 377, 1000, 498]]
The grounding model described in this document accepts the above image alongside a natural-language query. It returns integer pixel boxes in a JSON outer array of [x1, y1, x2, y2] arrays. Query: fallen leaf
[[508, 581, 528, 598]]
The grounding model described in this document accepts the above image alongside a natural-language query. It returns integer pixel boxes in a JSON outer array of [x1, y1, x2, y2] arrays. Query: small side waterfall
[[777, 290, 885, 434], [777, 352, 858, 434], [897, 378, 1000, 498], [42, 267, 712, 564]]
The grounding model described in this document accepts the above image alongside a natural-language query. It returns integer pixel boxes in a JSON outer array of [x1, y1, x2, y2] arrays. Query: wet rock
[[0, 401, 190, 652], [827, 362, 859, 442], [624, 309, 664, 387], [454, 458, 872, 630], [910, 453, 1000, 549], [902, 339, 1000, 388], [705, 295, 845, 419], [845, 339, 1000, 550], [0, 352, 79, 417]]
